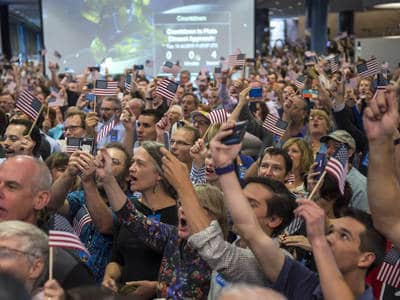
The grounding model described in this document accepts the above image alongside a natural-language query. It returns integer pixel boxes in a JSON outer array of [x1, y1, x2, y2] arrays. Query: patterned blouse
[[116, 200, 211, 299]]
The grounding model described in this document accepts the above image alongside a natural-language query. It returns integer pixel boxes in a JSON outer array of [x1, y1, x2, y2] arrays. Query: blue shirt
[[96, 121, 125, 148], [273, 256, 373, 300], [67, 190, 117, 283]]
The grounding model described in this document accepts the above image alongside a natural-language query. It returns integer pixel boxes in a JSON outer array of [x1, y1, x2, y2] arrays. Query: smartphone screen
[[249, 87, 263, 99], [221, 121, 248, 145]]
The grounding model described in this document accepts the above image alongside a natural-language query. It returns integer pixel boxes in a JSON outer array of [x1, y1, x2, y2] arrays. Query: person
[[0, 92, 15, 115], [320, 130, 368, 212], [170, 124, 200, 170], [307, 109, 332, 156], [89, 97, 125, 148], [0, 221, 48, 297], [217, 284, 286, 300], [254, 146, 292, 183], [282, 138, 314, 196], [363, 80, 400, 248], [95, 145, 227, 299], [102, 141, 178, 299], [191, 110, 211, 137], [1, 118, 41, 160], [0, 272, 30, 300], [63, 111, 86, 139], [209, 122, 386, 300], [182, 93, 199, 121], [0, 155, 95, 288], [48, 143, 130, 282]]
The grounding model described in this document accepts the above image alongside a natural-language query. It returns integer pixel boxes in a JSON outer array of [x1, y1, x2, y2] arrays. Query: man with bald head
[[0, 155, 95, 288]]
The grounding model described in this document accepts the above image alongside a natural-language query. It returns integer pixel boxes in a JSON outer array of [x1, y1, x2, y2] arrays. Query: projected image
[[42, 0, 254, 75]]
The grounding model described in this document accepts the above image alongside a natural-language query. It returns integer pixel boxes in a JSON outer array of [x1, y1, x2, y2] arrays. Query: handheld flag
[[96, 117, 118, 144], [208, 108, 228, 125], [325, 144, 348, 194], [155, 78, 179, 103], [16, 90, 43, 120], [377, 247, 400, 288], [49, 230, 90, 256], [228, 53, 246, 68], [262, 114, 288, 137], [125, 74, 132, 92], [294, 75, 306, 90], [66, 137, 81, 154], [328, 55, 340, 73], [94, 80, 119, 96], [356, 57, 379, 78]]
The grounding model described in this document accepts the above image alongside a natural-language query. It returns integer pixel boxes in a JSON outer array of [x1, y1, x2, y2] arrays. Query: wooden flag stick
[[307, 170, 326, 201], [28, 105, 44, 136], [49, 246, 54, 280]]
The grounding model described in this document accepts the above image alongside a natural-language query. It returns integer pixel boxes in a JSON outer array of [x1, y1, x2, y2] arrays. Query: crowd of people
[[0, 37, 399, 300]]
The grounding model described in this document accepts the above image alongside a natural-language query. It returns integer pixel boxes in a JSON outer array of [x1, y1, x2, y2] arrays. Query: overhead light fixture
[[374, 2, 400, 9]]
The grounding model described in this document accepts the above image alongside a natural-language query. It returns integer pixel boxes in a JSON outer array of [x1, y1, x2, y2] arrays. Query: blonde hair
[[309, 109, 331, 132], [194, 184, 228, 239], [283, 138, 314, 175]]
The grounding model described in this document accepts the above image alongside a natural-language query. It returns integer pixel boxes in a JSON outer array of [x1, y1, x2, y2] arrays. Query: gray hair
[[0, 221, 49, 289], [218, 284, 287, 300]]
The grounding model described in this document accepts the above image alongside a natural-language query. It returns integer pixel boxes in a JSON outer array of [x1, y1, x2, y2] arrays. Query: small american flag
[[66, 137, 81, 154], [377, 247, 400, 288], [155, 78, 179, 103], [294, 75, 306, 90], [228, 53, 246, 68], [208, 108, 228, 124], [262, 114, 288, 137], [328, 55, 340, 73], [16, 90, 43, 120], [94, 80, 118, 96], [96, 117, 118, 144], [73, 208, 93, 236], [325, 144, 348, 194], [125, 74, 132, 92], [49, 230, 89, 256], [356, 57, 379, 78]]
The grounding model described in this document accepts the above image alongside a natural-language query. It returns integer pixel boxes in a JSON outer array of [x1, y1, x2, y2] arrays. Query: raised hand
[[190, 138, 207, 168], [294, 199, 326, 245], [161, 147, 189, 190], [209, 122, 242, 168], [363, 85, 399, 141], [121, 107, 136, 131], [43, 279, 65, 300], [94, 148, 114, 182]]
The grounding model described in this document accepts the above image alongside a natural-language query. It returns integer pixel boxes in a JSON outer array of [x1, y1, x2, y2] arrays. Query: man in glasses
[[63, 111, 86, 139]]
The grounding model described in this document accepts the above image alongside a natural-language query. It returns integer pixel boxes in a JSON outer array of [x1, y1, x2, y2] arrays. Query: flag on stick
[[66, 137, 81, 154], [377, 247, 400, 288], [49, 230, 90, 256], [155, 78, 179, 103], [325, 144, 348, 194], [94, 80, 118, 96], [294, 75, 306, 90], [328, 55, 340, 73], [208, 109, 228, 124], [228, 53, 246, 68], [96, 117, 118, 144], [356, 57, 379, 78], [16, 90, 43, 120], [262, 114, 288, 137]]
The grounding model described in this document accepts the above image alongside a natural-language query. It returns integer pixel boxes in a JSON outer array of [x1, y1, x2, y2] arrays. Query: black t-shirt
[[111, 198, 178, 283]]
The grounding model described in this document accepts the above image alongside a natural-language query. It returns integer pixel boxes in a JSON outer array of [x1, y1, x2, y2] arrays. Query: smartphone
[[314, 152, 326, 178], [249, 87, 263, 99], [134, 64, 144, 70], [221, 121, 248, 145], [80, 138, 94, 154], [89, 66, 100, 72], [85, 93, 96, 102], [302, 89, 318, 98], [163, 61, 174, 68], [214, 66, 222, 74]]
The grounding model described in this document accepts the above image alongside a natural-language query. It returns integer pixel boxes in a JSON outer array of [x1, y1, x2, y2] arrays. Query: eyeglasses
[[63, 125, 82, 132], [100, 107, 116, 111], [170, 139, 192, 147], [0, 246, 39, 259]]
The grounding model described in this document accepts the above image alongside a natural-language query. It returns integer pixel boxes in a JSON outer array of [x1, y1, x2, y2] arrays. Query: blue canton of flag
[[377, 247, 400, 288], [325, 144, 348, 194]]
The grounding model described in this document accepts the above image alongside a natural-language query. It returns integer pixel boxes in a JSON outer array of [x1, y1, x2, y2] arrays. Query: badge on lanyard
[[110, 129, 118, 142]]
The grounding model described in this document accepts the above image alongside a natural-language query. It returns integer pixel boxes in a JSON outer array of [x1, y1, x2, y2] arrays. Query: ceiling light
[[374, 3, 400, 9]]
